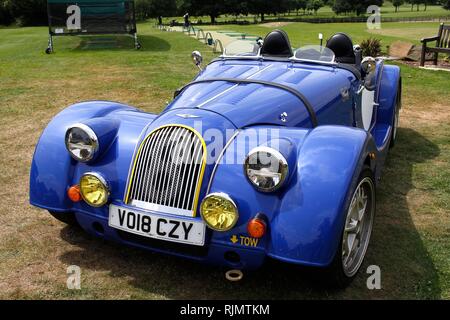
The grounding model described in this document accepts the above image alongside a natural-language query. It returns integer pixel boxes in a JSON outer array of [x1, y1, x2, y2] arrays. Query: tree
[[422, 0, 437, 11], [293, 0, 308, 15], [332, 0, 384, 16], [135, 0, 152, 20], [179, 0, 230, 24], [247, 0, 285, 22], [332, 0, 353, 15], [444, 0, 450, 10], [0, 0, 13, 25], [135, 0, 176, 20], [225, 0, 250, 17], [406, 0, 421, 11], [392, 0, 404, 12], [149, 0, 177, 17], [353, 0, 384, 16], [306, 0, 323, 14], [7, 0, 47, 26]]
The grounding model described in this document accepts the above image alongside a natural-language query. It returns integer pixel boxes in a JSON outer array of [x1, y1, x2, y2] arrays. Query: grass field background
[[201, 21, 446, 51], [0, 20, 449, 299]]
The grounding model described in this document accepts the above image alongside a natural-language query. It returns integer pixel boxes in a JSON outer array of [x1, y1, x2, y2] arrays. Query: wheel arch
[[268, 125, 378, 267], [377, 64, 402, 129], [29, 101, 156, 212]]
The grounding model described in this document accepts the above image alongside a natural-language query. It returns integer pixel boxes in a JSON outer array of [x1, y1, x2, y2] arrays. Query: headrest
[[326, 33, 355, 64], [261, 30, 293, 58]]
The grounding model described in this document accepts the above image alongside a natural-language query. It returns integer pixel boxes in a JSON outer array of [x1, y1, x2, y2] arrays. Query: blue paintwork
[[171, 60, 358, 128], [30, 54, 400, 271]]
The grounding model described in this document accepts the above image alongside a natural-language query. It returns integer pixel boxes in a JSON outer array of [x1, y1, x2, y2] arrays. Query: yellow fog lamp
[[79, 173, 109, 207], [200, 193, 239, 232]]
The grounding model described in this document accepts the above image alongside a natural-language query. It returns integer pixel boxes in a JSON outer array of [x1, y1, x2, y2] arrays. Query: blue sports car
[[30, 30, 401, 286]]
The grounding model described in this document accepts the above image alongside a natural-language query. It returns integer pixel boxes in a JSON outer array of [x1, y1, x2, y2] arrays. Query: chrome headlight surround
[[65, 124, 99, 162], [79, 172, 110, 208], [200, 193, 239, 232], [244, 146, 289, 193]]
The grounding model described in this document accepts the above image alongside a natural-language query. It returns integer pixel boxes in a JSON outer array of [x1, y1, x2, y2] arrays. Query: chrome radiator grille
[[126, 126, 206, 217]]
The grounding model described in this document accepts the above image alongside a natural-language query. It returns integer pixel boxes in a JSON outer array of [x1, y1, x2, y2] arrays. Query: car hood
[[140, 107, 237, 161], [167, 59, 357, 128]]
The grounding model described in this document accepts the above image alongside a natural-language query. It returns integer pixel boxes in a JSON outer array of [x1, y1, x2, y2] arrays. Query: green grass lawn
[[202, 21, 444, 50], [0, 21, 449, 299]]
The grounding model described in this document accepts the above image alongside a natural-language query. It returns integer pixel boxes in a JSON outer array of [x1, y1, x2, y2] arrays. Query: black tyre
[[49, 211, 79, 226], [136, 43, 142, 50], [45, 47, 52, 54], [325, 166, 376, 288]]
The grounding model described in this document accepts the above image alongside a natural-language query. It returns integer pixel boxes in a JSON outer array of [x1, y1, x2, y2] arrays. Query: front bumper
[[73, 207, 267, 270]]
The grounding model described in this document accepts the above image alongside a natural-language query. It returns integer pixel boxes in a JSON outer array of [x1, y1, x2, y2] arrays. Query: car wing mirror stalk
[[354, 45, 362, 69], [361, 57, 377, 92], [191, 51, 203, 71]]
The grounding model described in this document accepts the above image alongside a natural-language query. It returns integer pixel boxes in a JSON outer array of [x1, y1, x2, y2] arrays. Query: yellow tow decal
[[230, 235, 259, 247]]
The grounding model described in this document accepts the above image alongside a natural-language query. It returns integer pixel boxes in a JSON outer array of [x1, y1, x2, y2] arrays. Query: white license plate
[[109, 205, 206, 246]]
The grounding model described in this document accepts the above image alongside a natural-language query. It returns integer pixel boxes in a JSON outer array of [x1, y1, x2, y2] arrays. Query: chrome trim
[[127, 125, 206, 217], [244, 146, 289, 193], [200, 192, 239, 232], [65, 123, 99, 162], [80, 172, 110, 207], [130, 200, 193, 217], [176, 114, 201, 119], [206, 130, 241, 194], [290, 57, 337, 66], [123, 121, 155, 203], [217, 56, 338, 68]]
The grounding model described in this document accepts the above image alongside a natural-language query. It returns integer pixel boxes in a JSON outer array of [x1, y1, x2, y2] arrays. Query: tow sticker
[[230, 235, 259, 247]]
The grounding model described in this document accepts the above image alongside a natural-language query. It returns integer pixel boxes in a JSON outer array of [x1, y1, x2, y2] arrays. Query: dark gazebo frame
[[46, 0, 141, 53]]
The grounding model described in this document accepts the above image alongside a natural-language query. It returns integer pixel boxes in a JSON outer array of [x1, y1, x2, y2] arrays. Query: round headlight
[[79, 173, 109, 207], [65, 124, 98, 162], [200, 193, 239, 232], [244, 147, 289, 192]]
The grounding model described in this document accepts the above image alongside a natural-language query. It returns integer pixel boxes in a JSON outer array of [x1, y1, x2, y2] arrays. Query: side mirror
[[191, 51, 203, 70], [353, 45, 362, 69], [361, 57, 377, 91], [256, 37, 264, 47]]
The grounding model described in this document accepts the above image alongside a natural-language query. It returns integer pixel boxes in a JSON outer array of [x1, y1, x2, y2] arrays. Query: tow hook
[[225, 269, 243, 282]]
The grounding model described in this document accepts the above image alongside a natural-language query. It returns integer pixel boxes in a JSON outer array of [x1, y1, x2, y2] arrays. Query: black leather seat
[[261, 30, 293, 58], [326, 33, 356, 64]]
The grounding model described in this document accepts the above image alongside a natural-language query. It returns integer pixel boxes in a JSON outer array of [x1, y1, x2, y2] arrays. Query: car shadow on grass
[[58, 127, 441, 299], [72, 35, 171, 52]]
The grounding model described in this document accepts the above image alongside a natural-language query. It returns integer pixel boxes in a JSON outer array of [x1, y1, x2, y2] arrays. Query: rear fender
[[371, 64, 401, 150]]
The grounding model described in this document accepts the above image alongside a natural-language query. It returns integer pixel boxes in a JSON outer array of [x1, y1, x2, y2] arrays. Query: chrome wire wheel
[[342, 177, 375, 277]]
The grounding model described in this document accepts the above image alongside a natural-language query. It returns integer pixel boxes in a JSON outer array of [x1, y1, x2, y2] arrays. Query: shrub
[[8, 0, 48, 26], [0, 0, 14, 25], [443, 0, 450, 10], [361, 38, 382, 57]]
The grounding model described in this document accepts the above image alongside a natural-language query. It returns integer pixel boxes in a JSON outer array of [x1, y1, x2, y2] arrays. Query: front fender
[[30, 101, 157, 212], [208, 125, 376, 267]]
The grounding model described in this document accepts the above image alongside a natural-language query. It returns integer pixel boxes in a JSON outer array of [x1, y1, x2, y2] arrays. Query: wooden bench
[[420, 23, 450, 67]]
